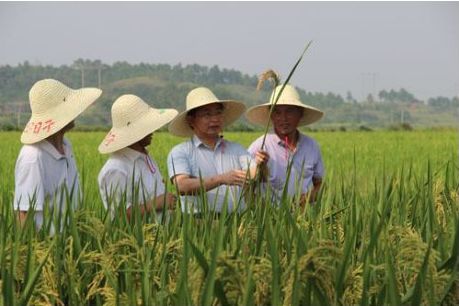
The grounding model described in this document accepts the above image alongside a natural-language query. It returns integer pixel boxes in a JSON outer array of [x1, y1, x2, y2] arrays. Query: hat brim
[[245, 100, 324, 127], [21, 88, 102, 144], [168, 100, 246, 137], [98, 108, 178, 154]]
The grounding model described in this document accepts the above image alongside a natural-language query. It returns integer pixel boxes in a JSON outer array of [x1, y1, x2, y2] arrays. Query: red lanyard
[[284, 136, 289, 160], [144, 153, 156, 174], [283, 136, 298, 161]]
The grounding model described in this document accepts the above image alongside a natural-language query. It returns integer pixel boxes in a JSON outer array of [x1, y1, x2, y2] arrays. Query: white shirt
[[167, 135, 253, 214], [13, 138, 80, 231], [98, 147, 166, 219]]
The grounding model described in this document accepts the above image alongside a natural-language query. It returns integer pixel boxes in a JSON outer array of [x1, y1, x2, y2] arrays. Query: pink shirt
[[248, 132, 324, 199]]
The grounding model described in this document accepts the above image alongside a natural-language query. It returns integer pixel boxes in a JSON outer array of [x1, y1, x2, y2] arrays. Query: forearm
[[126, 203, 152, 219], [17, 211, 28, 227], [299, 180, 322, 206], [309, 181, 322, 202], [175, 175, 223, 195]]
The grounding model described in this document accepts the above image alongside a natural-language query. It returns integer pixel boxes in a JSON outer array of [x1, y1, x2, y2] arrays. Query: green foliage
[[0, 131, 458, 305], [1, 61, 458, 131]]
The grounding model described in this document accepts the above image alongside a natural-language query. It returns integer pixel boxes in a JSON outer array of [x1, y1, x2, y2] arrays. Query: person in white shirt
[[14, 79, 102, 231], [98, 94, 178, 220]]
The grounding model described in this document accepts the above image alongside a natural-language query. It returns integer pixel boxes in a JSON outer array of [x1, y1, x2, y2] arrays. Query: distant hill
[[0, 60, 457, 130]]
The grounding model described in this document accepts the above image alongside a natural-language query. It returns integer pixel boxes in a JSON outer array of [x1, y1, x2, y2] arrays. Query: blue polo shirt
[[167, 135, 253, 213]]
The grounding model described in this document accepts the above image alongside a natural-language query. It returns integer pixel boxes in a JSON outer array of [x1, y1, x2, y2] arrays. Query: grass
[[0, 130, 458, 305]]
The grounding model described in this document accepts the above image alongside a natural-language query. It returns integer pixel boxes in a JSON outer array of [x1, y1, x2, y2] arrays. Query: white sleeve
[[14, 160, 45, 211], [313, 145, 325, 179], [99, 169, 131, 211], [152, 165, 166, 197]]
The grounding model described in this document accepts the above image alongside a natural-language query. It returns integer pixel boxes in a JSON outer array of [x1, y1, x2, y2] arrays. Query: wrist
[[216, 174, 224, 186]]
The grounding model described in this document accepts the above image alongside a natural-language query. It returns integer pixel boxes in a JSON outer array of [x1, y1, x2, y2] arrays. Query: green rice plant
[[0, 130, 458, 305]]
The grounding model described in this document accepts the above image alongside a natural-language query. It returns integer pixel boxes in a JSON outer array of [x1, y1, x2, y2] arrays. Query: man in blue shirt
[[167, 87, 267, 215]]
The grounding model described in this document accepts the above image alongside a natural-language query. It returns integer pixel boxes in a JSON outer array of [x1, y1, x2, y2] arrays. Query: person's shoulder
[[299, 133, 321, 150], [17, 144, 41, 164], [248, 134, 264, 148], [99, 155, 128, 179], [169, 139, 193, 156], [249, 133, 279, 150], [223, 139, 245, 150], [300, 133, 317, 144]]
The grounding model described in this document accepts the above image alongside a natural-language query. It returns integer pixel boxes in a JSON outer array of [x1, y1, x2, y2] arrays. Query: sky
[[1, 2, 458, 101]]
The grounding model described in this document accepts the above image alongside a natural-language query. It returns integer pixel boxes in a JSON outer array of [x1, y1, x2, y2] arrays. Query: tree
[[366, 94, 375, 104], [428, 96, 451, 109], [346, 91, 356, 103]]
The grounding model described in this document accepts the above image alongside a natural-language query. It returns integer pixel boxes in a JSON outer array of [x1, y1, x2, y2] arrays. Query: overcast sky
[[1, 2, 458, 101]]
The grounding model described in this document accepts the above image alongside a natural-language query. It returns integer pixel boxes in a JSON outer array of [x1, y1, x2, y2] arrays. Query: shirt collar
[[192, 134, 224, 150], [117, 147, 145, 162], [275, 131, 305, 148], [39, 138, 70, 160]]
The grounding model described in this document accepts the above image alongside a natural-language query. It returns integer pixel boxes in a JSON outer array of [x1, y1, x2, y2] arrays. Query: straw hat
[[168, 87, 246, 137], [21, 79, 102, 144], [245, 84, 323, 127], [99, 94, 178, 154]]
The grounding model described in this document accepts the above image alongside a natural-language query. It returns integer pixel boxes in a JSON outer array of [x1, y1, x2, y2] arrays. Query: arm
[[309, 176, 322, 203], [299, 143, 324, 206], [14, 152, 45, 227], [17, 211, 28, 227], [126, 192, 176, 219], [171, 170, 248, 195], [168, 143, 250, 195], [101, 169, 177, 219], [309, 143, 324, 203]]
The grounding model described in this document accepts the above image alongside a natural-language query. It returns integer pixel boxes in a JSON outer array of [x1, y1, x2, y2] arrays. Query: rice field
[[0, 130, 458, 305]]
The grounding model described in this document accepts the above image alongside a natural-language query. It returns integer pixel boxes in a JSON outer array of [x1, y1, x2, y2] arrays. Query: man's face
[[270, 105, 303, 137], [139, 133, 153, 147], [187, 103, 224, 138]]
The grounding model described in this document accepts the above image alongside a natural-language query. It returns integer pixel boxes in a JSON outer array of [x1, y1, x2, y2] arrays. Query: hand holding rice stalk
[[257, 40, 313, 150]]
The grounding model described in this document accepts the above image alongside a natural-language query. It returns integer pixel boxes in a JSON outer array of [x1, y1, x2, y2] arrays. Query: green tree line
[[0, 59, 457, 130]]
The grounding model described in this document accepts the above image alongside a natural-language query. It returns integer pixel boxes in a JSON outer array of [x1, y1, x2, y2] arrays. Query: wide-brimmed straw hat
[[99, 94, 178, 154], [21, 79, 102, 144], [168, 87, 246, 137], [245, 84, 324, 127]]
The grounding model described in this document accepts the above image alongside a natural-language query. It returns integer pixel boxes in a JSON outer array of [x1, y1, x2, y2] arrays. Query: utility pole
[[16, 103, 21, 129], [81, 66, 85, 87], [361, 72, 378, 102], [371, 73, 377, 101], [97, 66, 101, 88]]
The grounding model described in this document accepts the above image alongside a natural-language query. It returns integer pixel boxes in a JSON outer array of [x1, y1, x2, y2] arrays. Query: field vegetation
[[0, 130, 458, 305]]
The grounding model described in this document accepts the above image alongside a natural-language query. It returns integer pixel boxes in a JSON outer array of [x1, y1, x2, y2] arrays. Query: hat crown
[[186, 87, 221, 110], [29, 79, 72, 114], [111, 95, 152, 128], [269, 85, 300, 105]]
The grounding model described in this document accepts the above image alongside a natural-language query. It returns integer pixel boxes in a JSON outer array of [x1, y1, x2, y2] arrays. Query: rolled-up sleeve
[[313, 146, 324, 179], [99, 169, 129, 210], [14, 160, 45, 211], [167, 146, 191, 180]]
